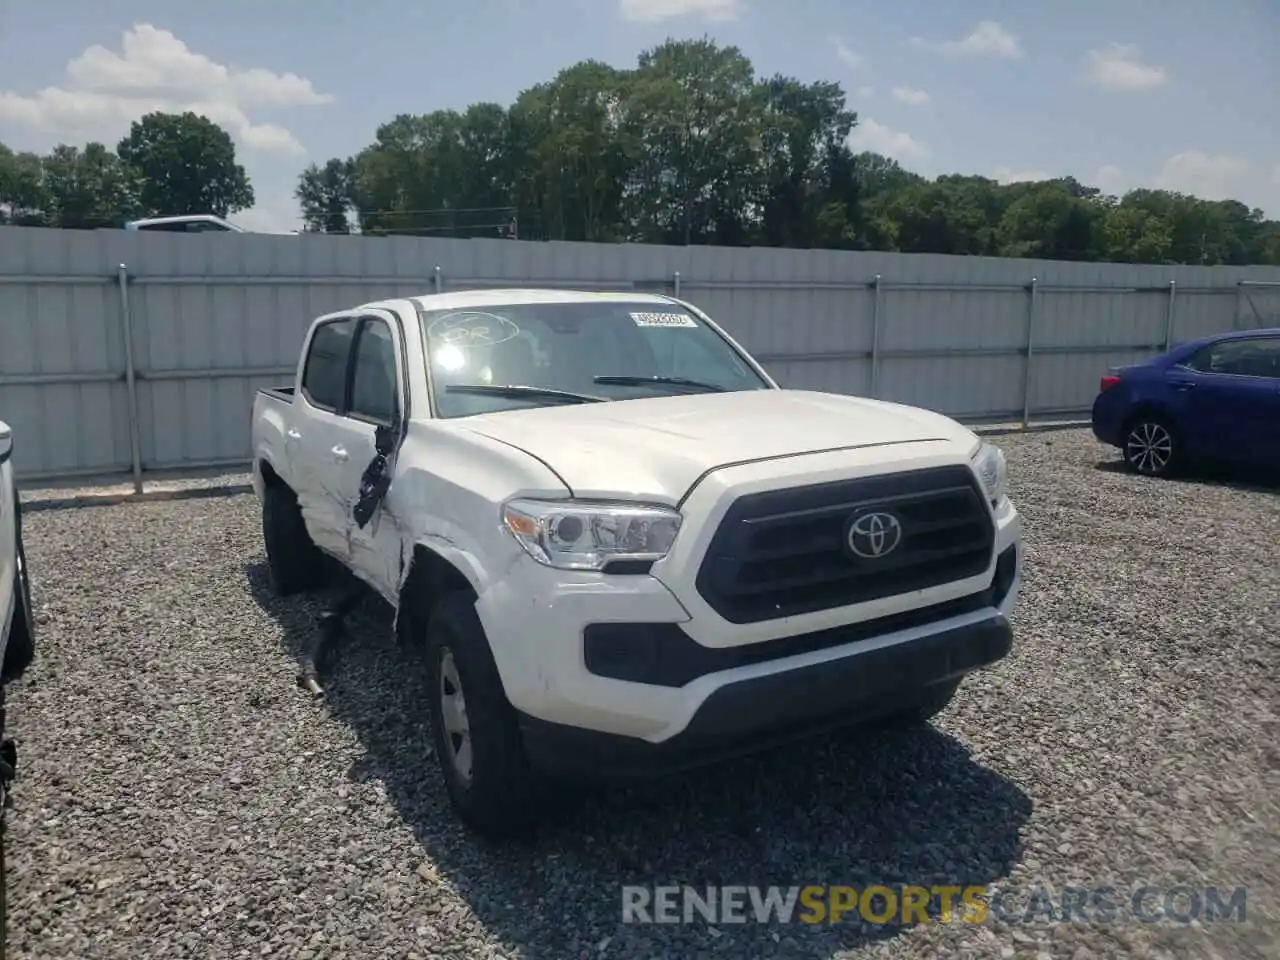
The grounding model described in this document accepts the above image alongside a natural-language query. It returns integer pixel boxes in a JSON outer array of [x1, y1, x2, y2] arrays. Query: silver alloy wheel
[[1125, 421, 1173, 475], [438, 648, 473, 783]]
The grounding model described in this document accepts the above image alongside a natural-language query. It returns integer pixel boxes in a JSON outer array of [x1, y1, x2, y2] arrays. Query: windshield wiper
[[444, 383, 607, 404], [593, 375, 727, 393]]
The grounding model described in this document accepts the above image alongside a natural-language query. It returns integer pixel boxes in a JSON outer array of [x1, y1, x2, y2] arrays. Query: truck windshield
[[418, 301, 772, 417]]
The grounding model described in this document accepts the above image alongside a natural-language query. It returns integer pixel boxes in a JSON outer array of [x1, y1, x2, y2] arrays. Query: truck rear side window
[[302, 318, 356, 411]]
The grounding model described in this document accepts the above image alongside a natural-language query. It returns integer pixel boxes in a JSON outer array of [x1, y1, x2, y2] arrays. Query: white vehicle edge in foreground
[[0, 419, 35, 949], [0, 422, 34, 683], [250, 289, 1023, 837]]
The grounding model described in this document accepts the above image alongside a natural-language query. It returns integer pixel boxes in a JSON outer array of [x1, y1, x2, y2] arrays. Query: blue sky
[[1, 0, 1277, 232]]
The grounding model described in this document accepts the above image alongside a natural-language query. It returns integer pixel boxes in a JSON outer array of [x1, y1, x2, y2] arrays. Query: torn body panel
[[314, 424, 574, 646]]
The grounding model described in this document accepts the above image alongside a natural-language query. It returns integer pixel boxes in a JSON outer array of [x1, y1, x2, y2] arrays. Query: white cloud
[[232, 201, 300, 234], [1083, 43, 1170, 90], [993, 167, 1053, 184], [848, 118, 927, 163], [0, 24, 331, 157], [891, 86, 931, 105], [912, 21, 1022, 59], [1058, 156, 1279, 217], [1154, 152, 1279, 215], [829, 37, 862, 70], [617, 0, 740, 21], [1093, 164, 1125, 194]]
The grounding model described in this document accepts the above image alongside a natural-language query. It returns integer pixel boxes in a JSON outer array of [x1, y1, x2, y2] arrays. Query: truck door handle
[[1171, 380, 1196, 392], [331, 444, 349, 462], [286, 428, 302, 440]]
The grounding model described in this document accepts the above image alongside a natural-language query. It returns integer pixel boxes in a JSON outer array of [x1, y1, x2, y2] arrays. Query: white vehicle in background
[[123, 215, 300, 235], [124, 214, 245, 233], [0, 419, 35, 948], [250, 290, 1023, 838]]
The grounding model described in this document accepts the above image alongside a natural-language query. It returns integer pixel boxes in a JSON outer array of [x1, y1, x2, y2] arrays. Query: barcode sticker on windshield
[[631, 312, 698, 328]]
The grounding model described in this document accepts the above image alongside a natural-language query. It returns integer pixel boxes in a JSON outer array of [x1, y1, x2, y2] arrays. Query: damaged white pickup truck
[[251, 289, 1023, 837]]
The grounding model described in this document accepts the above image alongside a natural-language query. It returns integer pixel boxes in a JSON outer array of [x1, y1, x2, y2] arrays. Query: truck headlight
[[972, 441, 1008, 506], [501, 499, 682, 571]]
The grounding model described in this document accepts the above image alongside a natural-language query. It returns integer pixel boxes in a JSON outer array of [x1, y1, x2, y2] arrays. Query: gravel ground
[[4, 428, 1277, 960]]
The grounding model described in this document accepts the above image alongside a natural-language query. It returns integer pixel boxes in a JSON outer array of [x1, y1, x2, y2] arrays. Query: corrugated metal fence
[[2, 225, 1278, 485]]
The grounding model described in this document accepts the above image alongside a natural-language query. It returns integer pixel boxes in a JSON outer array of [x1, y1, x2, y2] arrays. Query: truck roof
[[380, 288, 679, 312]]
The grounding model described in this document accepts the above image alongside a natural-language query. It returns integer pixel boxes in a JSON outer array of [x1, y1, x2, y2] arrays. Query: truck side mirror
[[374, 422, 397, 457]]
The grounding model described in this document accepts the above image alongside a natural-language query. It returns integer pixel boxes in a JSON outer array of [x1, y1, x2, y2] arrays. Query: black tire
[[424, 592, 543, 839], [261, 483, 327, 596], [875, 679, 962, 729], [1122, 414, 1180, 477], [2, 494, 34, 686]]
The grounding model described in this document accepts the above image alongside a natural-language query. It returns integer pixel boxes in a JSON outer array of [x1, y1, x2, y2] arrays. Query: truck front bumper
[[474, 481, 1022, 780], [517, 610, 1012, 779]]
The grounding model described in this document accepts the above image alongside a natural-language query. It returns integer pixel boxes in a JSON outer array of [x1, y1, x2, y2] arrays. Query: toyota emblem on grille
[[845, 511, 903, 559]]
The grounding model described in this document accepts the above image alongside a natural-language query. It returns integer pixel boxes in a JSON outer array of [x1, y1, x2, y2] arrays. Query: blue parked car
[[1091, 328, 1280, 477]]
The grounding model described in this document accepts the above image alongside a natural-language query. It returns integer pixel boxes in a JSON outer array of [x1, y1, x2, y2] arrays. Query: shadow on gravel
[[247, 560, 1033, 959], [1094, 457, 1280, 493]]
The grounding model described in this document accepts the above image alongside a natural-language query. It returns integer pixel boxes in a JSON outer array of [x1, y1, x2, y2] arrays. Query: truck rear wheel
[[262, 483, 326, 596], [424, 592, 543, 839]]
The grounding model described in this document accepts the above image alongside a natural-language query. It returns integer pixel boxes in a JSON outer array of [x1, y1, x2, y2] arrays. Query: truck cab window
[[301, 318, 356, 411], [349, 319, 400, 424]]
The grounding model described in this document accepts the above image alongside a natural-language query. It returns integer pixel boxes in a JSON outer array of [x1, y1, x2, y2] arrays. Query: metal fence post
[[868, 274, 883, 398], [1163, 280, 1177, 350], [1021, 277, 1038, 429], [432, 265, 442, 293], [673, 271, 682, 298], [116, 264, 144, 494]]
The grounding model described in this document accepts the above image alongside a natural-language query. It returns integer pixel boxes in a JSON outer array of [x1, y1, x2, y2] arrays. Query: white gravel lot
[[4, 428, 1277, 960]]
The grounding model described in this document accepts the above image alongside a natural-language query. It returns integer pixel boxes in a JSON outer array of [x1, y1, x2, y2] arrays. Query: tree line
[[3, 38, 1277, 265], [0, 111, 253, 228]]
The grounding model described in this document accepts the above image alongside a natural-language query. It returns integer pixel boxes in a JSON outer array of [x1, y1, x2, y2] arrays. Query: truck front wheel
[[424, 592, 543, 839], [262, 483, 326, 596]]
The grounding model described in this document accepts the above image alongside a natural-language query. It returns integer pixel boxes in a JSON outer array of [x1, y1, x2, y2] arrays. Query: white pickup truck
[[251, 289, 1023, 837]]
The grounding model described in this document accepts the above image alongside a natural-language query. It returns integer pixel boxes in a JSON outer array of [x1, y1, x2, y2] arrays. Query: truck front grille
[[694, 465, 995, 624]]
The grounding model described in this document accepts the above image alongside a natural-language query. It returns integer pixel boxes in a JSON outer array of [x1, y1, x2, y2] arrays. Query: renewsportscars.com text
[[621, 884, 1247, 927]]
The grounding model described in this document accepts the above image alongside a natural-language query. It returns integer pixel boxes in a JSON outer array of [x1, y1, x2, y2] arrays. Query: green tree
[[0, 143, 51, 225], [284, 38, 1280, 265], [996, 180, 1105, 260], [510, 62, 633, 242], [622, 38, 761, 245], [348, 108, 517, 237], [296, 158, 354, 233], [117, 112, 253, 218], [754, 77, 859, 248], [879, 180, 994, 255], [41, 142, 138, 228], [1100, 205, 1173, 263]]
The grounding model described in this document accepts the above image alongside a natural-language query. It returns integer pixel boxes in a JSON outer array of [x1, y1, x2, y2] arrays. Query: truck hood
[[453, 389, 976, 502]]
